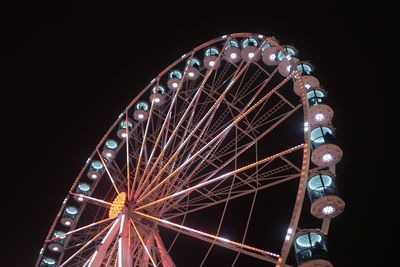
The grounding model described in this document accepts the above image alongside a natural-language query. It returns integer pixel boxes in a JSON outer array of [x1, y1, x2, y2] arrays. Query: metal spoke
[[137, 54, 272, 203], [46, 217, 116, 243], [135, 144, 303, 211], [130, 219, 157, 266], [97, 149, 120, 195], [58, 219, 118, 267], [134, 211, 280, 261]]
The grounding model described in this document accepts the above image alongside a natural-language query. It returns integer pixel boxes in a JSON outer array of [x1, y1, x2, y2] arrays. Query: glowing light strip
[[46, 217, 116, 243], [278, 69, 312, 267], [125, 110, 131, 198], [135, 144, 304, 211], [59, 219, 116, 267], [97, 149, 120, 195], [130, 219, 157, 266], [69, 192, 124, 207], [134, 211, 280, 258]]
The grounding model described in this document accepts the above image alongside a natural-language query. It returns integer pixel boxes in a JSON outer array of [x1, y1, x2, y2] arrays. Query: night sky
[[3, 3, 382, 267]]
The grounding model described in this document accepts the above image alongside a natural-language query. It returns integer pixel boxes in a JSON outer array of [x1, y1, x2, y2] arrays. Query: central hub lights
[[108, 192, 126, 219]]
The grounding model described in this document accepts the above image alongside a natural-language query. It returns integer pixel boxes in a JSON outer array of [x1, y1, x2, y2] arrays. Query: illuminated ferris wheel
[[36, 33, 344, 267]]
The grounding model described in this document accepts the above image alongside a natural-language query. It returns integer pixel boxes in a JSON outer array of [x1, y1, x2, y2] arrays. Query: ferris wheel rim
[[35, 32, 333, 267]]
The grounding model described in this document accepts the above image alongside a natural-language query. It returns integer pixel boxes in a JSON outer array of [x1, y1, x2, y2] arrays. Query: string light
[[134, 211, 280, 258]]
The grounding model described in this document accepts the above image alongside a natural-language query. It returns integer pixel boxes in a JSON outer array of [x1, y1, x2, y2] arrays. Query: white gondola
[[307, 171, 345, 219], [102, 139, 118, 159], [262, 46, 279, 66], [223, 39, 241, 64], [48, 231, 66, 253], [186, 58, 201, 80], [203, 47, 221, 69], [241, 37, 261, 62], [74, 183, 91, 202], [117, 120, 133, 139], [133, 101, 149, 121], [60, 206, 79, 227], [294, 229, 333, 267], [149, 85, 166, 106], [87, 160, 104, 179], [167, 70, 182, 91]]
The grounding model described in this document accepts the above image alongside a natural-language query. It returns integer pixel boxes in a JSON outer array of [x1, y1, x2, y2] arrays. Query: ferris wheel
[[36, 33, 344, 267]]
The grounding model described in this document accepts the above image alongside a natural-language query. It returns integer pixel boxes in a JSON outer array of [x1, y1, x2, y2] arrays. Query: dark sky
[[3, 3, 383, 267]]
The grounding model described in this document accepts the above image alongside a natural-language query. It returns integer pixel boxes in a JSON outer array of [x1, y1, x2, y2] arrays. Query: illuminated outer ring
[[35, 33, 342, 267]]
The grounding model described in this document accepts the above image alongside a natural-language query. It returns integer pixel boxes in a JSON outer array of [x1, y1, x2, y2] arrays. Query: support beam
[[118, 213, 131, 267], [89, 217, 121, 267], [154, 231, 175, 267]]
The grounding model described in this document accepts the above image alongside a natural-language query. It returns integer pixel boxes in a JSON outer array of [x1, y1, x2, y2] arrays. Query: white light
[[181, 53, 186, 58], [65, 221, 71, 226], [230, 52, 237, 59], [86, 157, 91, 163], [304, 122, 309, 132], [40, 248, 44, 254], [78, 196, 84, 201], [315, 113, 325, 121], [287, 228, 293, 234], [172, 82, 178, 88], [188, 72, 195, 77], [269, 54, 276, 61], [322, 153, 333, 162], [222, 35, 227, 38], [138, 114, 144, 119], [91, 174, 97, 179], [52, 246, 59, 251], [285, 234, 290, 241], [248, 52, 255, 58], [220, 237, 230, 242], [305, 83, 311, 89], [286, 65, 292, 72], [209, 60, 215, 66], [106, 152, 112, 157], [154, 97, 160, 103], [286, 55, 292, 60], [322, 205, 335, 215], [121, 132, 127, 138], [258, 34, 264, 38]]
